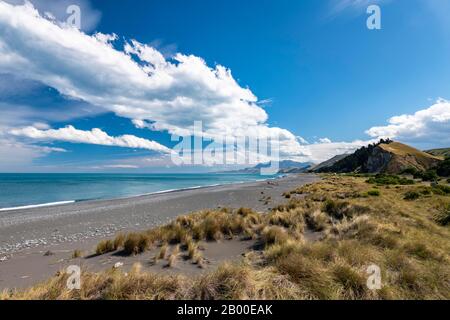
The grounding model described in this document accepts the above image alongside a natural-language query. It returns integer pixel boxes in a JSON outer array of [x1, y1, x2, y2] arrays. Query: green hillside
[[426, 148, 450, 159]]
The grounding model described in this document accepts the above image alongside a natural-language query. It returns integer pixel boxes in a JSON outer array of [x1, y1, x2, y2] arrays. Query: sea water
[[0, 173, 277, 210]]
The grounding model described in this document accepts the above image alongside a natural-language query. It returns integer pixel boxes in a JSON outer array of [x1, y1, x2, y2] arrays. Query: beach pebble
[[113, 262, 124, 269]]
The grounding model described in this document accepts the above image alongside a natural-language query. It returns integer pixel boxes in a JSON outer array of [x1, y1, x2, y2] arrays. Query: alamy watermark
[[66, 265, 81, 290], [366, 264, 382, 290], [66, 4, 81, 29], [367, 4, 381, 30]]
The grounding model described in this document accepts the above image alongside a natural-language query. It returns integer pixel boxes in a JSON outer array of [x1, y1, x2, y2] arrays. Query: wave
[[0, 200, 76, 212]]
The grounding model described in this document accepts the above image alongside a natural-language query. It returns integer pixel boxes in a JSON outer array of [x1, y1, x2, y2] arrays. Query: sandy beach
[[0, 174, 318, 290]]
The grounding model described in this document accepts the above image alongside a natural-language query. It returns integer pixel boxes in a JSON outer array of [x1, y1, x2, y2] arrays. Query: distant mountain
[[309, 154, 349, 172], [425, 148, 450, 159], [314, 140, 443, 174], [225, 160, 312, 174]]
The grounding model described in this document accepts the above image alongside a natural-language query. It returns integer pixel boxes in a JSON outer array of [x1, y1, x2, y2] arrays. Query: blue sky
[[0, 0, 449, 172]]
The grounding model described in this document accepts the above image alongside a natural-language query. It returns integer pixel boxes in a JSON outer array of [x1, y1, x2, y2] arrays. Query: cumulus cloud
[[0, 1, 306, 160], [10, 125, 171, 153], [366, 99, 450, 145]]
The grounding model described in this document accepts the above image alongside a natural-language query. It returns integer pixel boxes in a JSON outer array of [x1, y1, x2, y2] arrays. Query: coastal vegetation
[[2, 175, 449, 300]]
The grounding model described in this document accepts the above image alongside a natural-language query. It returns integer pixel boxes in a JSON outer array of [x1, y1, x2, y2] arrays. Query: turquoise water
[[0, 173, 277, 210]]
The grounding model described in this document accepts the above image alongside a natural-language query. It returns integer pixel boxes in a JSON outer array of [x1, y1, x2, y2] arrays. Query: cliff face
[[366, 146, 393, 173], [315, 141, 443, 174]]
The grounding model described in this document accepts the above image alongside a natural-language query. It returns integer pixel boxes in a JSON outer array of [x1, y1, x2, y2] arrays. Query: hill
[[315, 140, 443, 174], [426, 148, 450, 159], [309, 154, 349, 172], [225, 160, 312, 174]]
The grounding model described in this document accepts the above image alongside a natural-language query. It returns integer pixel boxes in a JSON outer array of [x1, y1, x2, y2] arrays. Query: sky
[[0, 0, 449, 172]]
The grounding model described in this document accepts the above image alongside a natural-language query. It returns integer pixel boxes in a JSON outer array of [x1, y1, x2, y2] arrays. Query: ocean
[[0, 173, 277, 211]]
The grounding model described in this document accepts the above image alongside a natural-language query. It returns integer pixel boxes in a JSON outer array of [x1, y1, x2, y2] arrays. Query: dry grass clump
[[434, 204, 450, 226], [305, 210, 329, 231], [192, 263, 301, 300], [113, 233, 126, 250], [261, 226, 290, 247], [267, 208, 305, 229], [322, 199, 370, 220], [331, 262, 367, 299], [123, 232, 152, 255], [192, 251, 204, 267], [186, 238, 199, 260], [166, 245, 180, 268], [95, 240, 115, 255], [72, 250, 83, 259], [156, 243, 168, 261]]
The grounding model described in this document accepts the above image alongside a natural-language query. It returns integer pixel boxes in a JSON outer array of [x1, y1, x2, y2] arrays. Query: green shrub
[[367, 189, 380, 197], [366, 174, 414, 186], [401, 167, 418, 176], [404, 191, 420, 201], [419, 187, 431, 195], [432, 185, 450, 195], [421, 170, 438, 182], [436, 158, 450, 177]]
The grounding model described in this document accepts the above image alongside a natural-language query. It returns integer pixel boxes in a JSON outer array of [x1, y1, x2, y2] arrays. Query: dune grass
[[2, 175, 449, 300]]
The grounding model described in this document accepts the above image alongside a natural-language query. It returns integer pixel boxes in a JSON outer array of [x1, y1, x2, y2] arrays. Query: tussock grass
[[305, 210, 329, 231], [72, 250, 83, 259], [95, 240, 115, 255], [157, 243, 168, 260], [166, 245, 180, 268], [434, 204, 450, 226], [113, 233, 126, 250], [186, 238, 198, 260], [123, 233, 152, 255], [261, 226, 289, 247]]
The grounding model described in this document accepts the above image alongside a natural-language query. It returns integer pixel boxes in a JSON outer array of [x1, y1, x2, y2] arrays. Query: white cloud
[[329, 0, 388, 15], [295, 139, 376, 163], [10, 125, 172, 153], [102, 164, 140, 169], [0, 1, 306, 160], [366, 99, 450, 145], [318, 138, 332, 144]]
